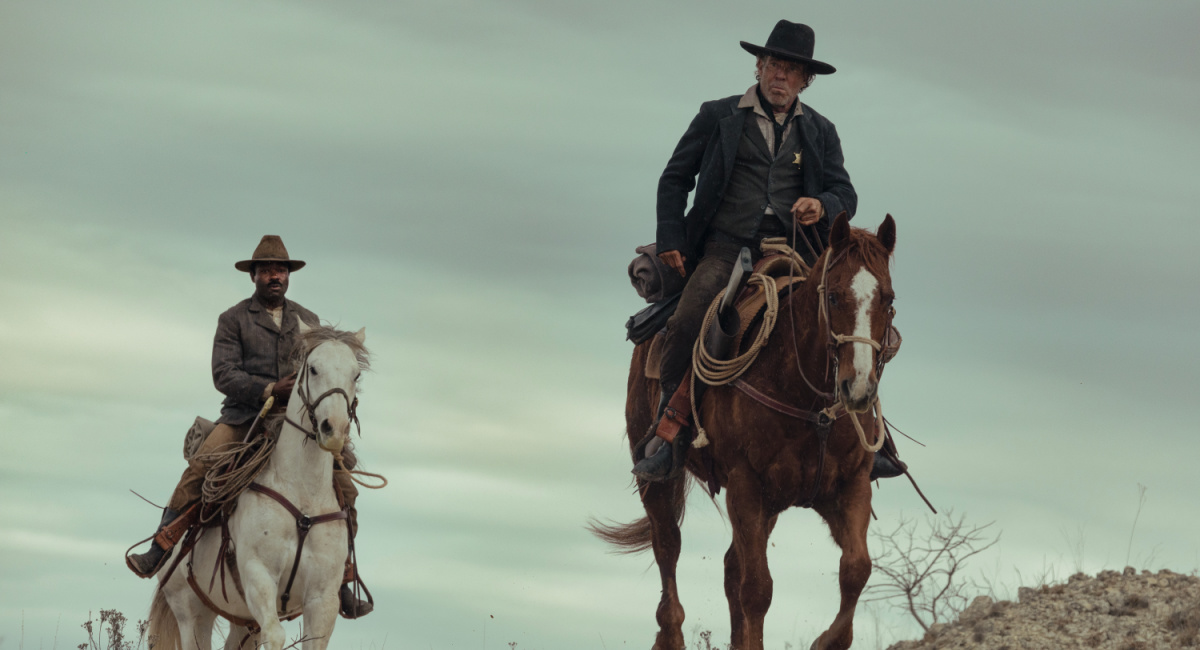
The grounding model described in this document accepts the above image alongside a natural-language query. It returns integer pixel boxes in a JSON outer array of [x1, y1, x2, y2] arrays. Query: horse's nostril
[[320, 419, 332, 435], [840, 379, 851, 396]]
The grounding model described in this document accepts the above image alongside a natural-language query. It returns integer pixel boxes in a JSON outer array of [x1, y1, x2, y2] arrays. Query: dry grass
[[1166, 600, 1200, 647]]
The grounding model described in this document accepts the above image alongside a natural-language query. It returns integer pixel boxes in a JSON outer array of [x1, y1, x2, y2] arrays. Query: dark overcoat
[[656, 94, 857, 259], [212, 294, 319, 425]]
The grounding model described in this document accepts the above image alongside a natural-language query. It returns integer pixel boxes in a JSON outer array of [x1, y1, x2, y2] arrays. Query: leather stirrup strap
[[654, 371, 694, 444]]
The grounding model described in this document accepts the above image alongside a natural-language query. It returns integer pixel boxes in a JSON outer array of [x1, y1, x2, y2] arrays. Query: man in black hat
[[634, 21, 904, 481], [126, 235, 373, 618]]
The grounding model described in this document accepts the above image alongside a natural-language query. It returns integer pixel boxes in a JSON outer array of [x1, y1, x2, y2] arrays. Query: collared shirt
[[737, 85, 803, 216], [738, 85, 803, 157]]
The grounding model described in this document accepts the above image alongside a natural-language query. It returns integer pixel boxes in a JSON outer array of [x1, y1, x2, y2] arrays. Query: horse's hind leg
[[726, 471, 774, 650], [643, 478, 687, 650], [224, 624, 253, 650], [811, 477, 873, 650], [161, 576, 218, 650], [724, 540, 743, 644], [173, 607, 217, 650]]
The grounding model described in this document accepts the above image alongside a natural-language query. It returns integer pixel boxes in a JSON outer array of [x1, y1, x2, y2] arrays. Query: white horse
[[148, 321, 368, 650]]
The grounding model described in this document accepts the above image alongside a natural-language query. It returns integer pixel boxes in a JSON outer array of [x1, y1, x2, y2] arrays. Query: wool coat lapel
[[717, 105, 749, 190], [249, 295, 281, 334], [795, 108, 821, 195]]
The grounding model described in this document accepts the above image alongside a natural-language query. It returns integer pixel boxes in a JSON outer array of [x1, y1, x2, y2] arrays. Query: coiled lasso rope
[[687, 240, 887, 455], [689, 273, 779, 448], [197, 420, 386, 524]]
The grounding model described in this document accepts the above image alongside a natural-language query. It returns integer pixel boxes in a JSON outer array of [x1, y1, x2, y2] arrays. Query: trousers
[[658, 240, 751, 389]]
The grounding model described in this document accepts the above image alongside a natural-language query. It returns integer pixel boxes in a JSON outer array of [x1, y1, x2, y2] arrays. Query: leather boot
[[632, 383, 678, 482], [339, 557, 373, 619], [126, 507, 181, 577], [339, 583, 374, 618], [870, 449, 908, 480]]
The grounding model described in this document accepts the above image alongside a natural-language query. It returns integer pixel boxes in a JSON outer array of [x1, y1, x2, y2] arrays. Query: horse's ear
[[829, 211, 851, 250], [297, 317, 311, 335], [354, 327, 366, 345], [878, 214, 896, 254]]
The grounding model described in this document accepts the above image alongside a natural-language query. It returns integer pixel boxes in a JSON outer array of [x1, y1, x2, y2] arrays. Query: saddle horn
[[706, 247, 754, 360]]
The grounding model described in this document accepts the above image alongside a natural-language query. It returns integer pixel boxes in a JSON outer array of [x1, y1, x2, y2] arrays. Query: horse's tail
[[148, 584, 181, 650], [587, 475, 691, 554]]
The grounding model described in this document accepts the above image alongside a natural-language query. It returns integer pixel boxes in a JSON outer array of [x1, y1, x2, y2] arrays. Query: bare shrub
[[863, 510, 999, 633], [78, 610, 147, 650]]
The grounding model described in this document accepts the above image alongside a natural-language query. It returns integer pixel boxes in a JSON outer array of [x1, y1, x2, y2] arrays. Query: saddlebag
[[183, 416, 217, 461]]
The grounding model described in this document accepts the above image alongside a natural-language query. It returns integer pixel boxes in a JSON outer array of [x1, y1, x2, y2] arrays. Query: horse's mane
[[290, 324, 371, 373], [838, 227, 893, 279]]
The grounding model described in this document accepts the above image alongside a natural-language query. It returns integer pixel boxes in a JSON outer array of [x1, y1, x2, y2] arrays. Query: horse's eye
[[309, 366, 318, 376], [828, 293, 839, 307], [355, 373, 361, 382]]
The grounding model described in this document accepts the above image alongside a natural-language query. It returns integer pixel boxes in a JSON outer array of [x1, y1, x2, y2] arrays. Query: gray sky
[[2, 1, 1198, 648]]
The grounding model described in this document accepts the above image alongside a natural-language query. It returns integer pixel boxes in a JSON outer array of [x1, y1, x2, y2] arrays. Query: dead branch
[[863, 510, 999, 632]]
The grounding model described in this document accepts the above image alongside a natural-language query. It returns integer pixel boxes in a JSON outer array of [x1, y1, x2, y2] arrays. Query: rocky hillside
[[887, 568, 1200, 649]]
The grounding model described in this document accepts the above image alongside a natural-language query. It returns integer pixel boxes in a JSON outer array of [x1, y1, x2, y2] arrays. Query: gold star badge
[[793, 152, 802, 167]]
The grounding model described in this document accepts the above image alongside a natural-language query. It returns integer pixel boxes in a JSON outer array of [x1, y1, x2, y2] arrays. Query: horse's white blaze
[[848, 268, 879, 399]]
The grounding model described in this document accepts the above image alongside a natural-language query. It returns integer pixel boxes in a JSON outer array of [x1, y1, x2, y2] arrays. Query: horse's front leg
[[726, 469, 774, 650], [240, 562, 287, 650], [642, 477, 687, 650], [811, 473, 873, 650], [299, 587, 340, 650], [724, 514, 778, 646]]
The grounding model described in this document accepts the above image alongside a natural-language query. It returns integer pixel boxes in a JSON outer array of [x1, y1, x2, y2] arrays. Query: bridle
[[784, 242, 890, 406], [774, 239, 890, 457], [814, 247, 893, 400], [283, 349, 361, 445]]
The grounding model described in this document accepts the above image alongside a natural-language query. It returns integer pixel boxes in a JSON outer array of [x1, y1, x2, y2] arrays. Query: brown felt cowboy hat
[[740, 20, 836, 75], [234, 235, 306, 273]]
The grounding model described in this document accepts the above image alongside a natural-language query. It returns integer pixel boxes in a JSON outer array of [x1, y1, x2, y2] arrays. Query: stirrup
[[632, 440, 674, 482], [339, 583, 373, 618], [870, 449, 907, 480], [126, 541, 169, 578], [125, 505, 194, 578], [339, 565, 375, 619]]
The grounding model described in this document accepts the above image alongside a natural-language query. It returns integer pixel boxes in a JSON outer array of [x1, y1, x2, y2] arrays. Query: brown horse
[[592, 214, 898, 650]]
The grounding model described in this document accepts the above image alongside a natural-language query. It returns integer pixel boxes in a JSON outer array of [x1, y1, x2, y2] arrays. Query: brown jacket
[[212, 295, 319, 425]]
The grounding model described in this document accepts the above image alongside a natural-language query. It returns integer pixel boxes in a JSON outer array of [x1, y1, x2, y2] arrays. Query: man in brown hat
[[126, 235, 373, 618], [634, 21, 905, 481]]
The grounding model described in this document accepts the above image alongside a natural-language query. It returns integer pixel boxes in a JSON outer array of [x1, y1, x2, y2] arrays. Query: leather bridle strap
[[288, 358, 361, 442], [732, 378, 824, 424], [247, 483, 349, 613]]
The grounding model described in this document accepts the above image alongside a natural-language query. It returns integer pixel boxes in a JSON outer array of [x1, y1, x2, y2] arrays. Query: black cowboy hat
[[740, 20, 836, 75], [235, 235, 306, 273]]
